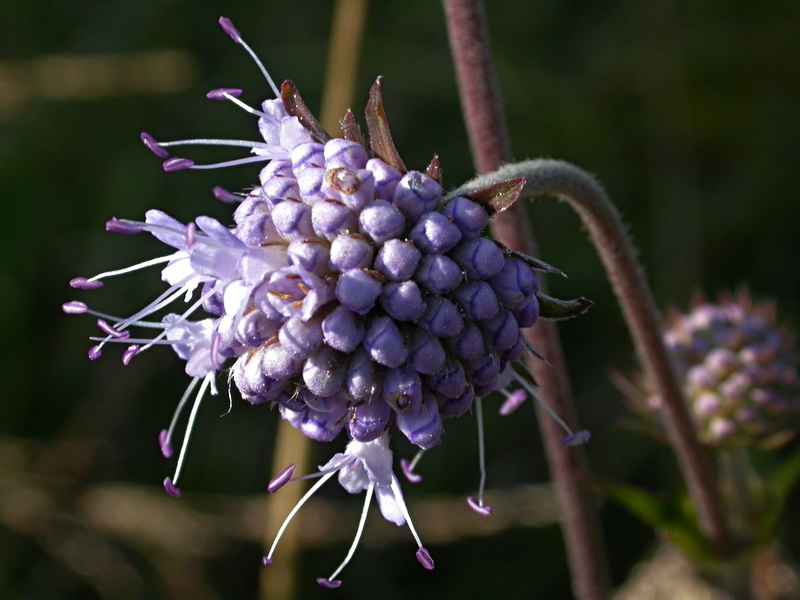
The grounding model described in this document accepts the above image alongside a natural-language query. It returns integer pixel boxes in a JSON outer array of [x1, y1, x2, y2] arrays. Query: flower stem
[[443, 2, 612, 598], [461, 159, 734, 557]]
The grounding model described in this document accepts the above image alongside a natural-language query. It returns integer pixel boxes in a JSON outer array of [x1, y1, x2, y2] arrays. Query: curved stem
[[461, 159, 733, 555], [443, 2, 612, 599]]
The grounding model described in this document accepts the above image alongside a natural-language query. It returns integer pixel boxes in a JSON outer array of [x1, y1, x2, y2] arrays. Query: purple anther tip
[[213, 186, 239, 203], [416, 547, 435, 570], [70, 277, 103, 290], [466, 496, 493, 516], [207, 88, 243, 101], [106, 218, 143, 234], [218, 16, 241, 42], [97, 318, 129, 339], [267, 463, 297, 493], [88, 345, 102, 361], [261, 556, 273, 567], [158, 429, 173, 459], [162, 157, 195, 172], [400, 458, 423, 484], [499, 389, 528, 416], [185, 222, 197, 250], [62, 300, 88, 314], [163, 477, 182, 498], [561, 429, 591, 447], [140, 132, 169, 158], [122, 344, 139, 366], [316, 578, 342, 589]]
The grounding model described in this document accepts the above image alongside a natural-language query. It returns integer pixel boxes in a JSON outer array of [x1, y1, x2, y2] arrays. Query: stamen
[[81, 255, 173, 283], [400, 449, 425, 483], [389, 474, 430, 565], [266, 470, 338, 561], [218, 17, 280, 97], [158, 138, 270, 151], [175, 155, 270, 171], [62, 301, 88, 314], [221, 93, 268, 117], [499, 389, 527, 416], [97, 319, 130, 339], [140, 132, 169, 158], [160, 377, 201, 459], [106, 218, 144, 234], [169, 375, 213, 490], [513, 373, 590, 447], [288, 456, 354, 483], [467, 396, 492, 516], [136, 282, 220, 354], [213, 186, 241, 204], [70, 277, 103, 290], [321, 482, 374, 585], [207, 88, 242, 100], [267, 463, 297, 493]]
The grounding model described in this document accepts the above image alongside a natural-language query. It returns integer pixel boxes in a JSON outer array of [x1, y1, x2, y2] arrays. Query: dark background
[[1, 1, 799, 598]]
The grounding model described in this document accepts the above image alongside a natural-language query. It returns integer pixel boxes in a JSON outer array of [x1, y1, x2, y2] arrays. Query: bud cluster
[[660, 294, 800, 449]]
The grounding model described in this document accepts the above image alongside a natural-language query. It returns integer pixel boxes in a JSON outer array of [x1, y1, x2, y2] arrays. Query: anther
[[499, 389, 527, 416], [70, 277, 103, 290], [88, 345, 102, 360], [163, 477, 182, 498], [261, 557, 273, 567], [268, 463, 297, 493], [106, 218, 144, 234], [213, 186, 240, 203], [562, 430, 591, 447], [218, 16, 242, 43], [158, 429, 173, 458], [401, 458, 423, 483], [97, 319, 130, 339], [163, 157, 195, 172], [122, 344, 139, 366], [140, 132, 169, 158], [316, 579, 342, 589], [415, 547, 435, 570], [466, 496, 493, 516], [207, 88, 243, 100], [62, 301, 88, 314]]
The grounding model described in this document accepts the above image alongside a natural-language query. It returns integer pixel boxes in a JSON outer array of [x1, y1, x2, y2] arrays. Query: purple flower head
[[66, 18, 594, 589]]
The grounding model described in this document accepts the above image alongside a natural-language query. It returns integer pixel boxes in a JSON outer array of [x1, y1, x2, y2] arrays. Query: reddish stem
[[443, 2, 613, 599]]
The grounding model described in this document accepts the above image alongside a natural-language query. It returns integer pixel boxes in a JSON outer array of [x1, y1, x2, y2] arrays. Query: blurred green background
[[1, 0, 799, 598]]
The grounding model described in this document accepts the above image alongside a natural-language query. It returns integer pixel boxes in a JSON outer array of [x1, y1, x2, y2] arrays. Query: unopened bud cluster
[[659, 294, 800, 449]]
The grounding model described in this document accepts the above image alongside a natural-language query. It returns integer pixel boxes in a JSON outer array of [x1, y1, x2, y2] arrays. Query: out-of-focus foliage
[[1, 1, 798, 598]]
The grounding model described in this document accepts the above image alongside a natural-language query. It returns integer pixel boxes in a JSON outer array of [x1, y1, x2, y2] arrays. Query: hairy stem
[[460, 159, 733, 556], [443, 2, 612, 599]]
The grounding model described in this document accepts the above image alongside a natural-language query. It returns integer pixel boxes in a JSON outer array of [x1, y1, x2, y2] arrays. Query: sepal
[[365, 77, 407, 173], [281, 80, 331, 143], [537, 293, 593, 320]]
